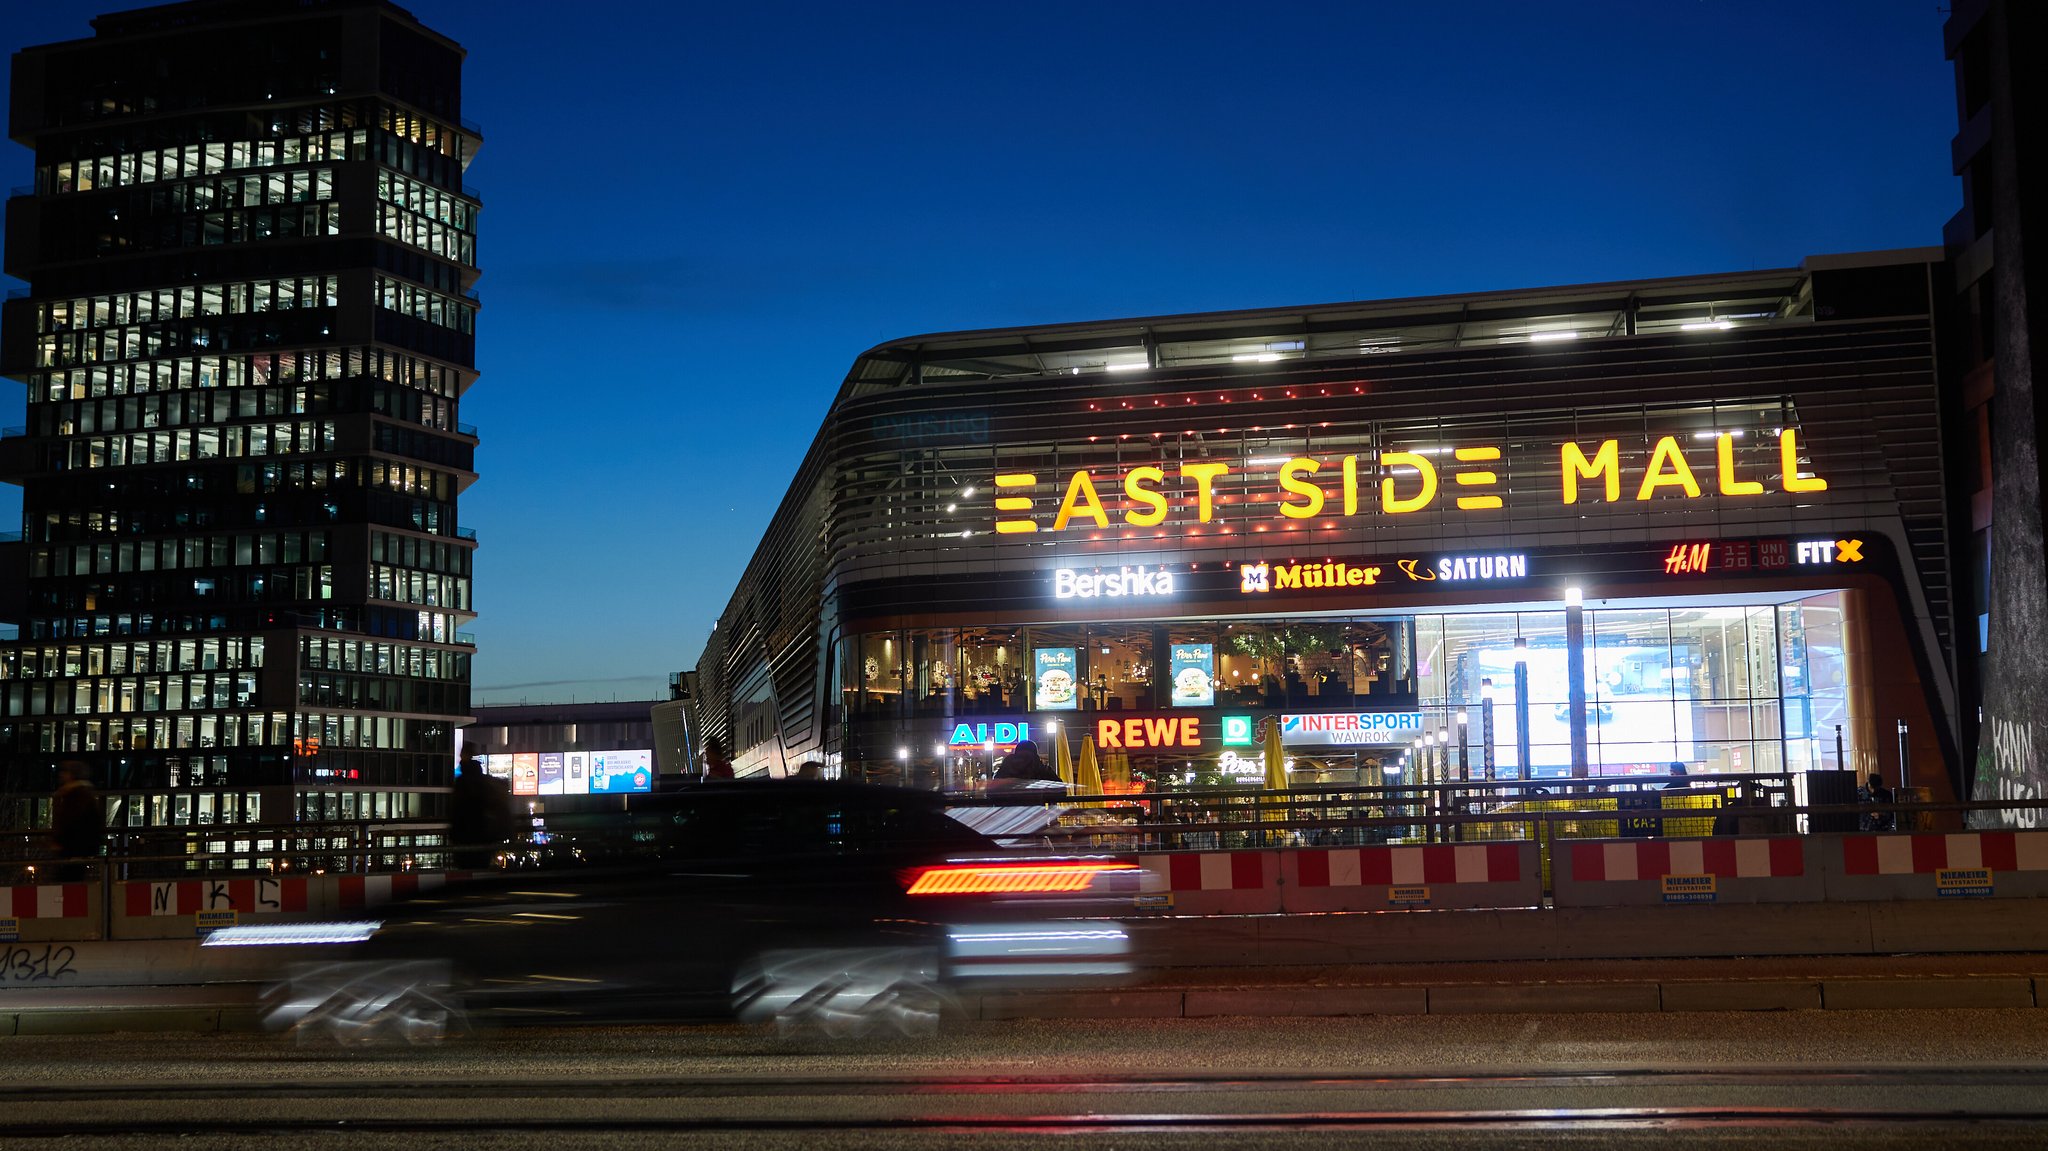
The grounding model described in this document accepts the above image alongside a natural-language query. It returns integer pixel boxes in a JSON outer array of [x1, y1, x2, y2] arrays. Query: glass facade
[[0, 3, 480, 834], [838, 590, 1858, 786]]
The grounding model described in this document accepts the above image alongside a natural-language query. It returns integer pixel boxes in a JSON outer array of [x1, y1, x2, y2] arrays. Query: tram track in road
[[7, 1064, 2048, 1102], [6, 1067, 2048, 1141], [4, 1107, 2048, 1141]]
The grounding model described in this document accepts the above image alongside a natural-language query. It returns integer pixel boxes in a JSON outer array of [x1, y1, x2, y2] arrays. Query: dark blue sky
[[3, 1, 1959, 704]]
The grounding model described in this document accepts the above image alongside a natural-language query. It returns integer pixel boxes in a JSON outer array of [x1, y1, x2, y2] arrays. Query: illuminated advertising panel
[[1169, 644, 1214, 707], [562, 751, 591, 795], [993, 430, 1830, 535], [1280, 712, 1427, 746], [481, 754, 512, 782], [1034, 647, 1079, 711], [1095, 715, 1201, 750], [537, 752, 565, 796], [588, 749, 653, 794], [948, 721, 1030, 747], [511, 753, 538, 796]]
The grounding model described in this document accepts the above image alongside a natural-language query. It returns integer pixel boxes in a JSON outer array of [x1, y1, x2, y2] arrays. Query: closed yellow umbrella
[[1052, 726, 1075, 785], [1263, 715, 1289, 791], [1075, 735, 1104, 797]]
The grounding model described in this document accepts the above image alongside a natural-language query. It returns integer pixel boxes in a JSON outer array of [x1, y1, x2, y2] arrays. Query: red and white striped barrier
[[1554, 837, 1820, 906], [1840, 831, 2048, 876], [4, 882, 91, 920], [1138, 844, 1542, 914], [1140, 851, 1276, 914], [122, 872, 460, 918], [1284, 843, 1540, 912], [1826, 831, 2048, 901]]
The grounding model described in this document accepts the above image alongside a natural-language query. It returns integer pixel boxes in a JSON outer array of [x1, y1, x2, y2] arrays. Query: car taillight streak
[[902, 861, 1133, 896]]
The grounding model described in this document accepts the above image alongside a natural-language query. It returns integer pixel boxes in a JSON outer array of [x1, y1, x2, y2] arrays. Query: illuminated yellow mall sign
[[991, 431, 1827, 534]]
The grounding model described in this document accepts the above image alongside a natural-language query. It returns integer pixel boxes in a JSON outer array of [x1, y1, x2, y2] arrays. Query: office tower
[[0, 0, 480, 843]]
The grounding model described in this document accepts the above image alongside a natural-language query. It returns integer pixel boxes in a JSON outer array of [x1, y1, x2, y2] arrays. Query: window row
[[57, 420, 337, 471], [367, 459, 458, 499], [39, 132, 368, 194], [25, 610, 355, 642], [298, 636, 469, 680], [40, 275, 342, 334], [370, 531, 471, 576], [2, 671, 258, 718], [236, 461, 349, 494], [369, 564, 470, 611], [294, 711, 414, 752], [376, 277, 476, 334], [37, 347, 463, 403], [298, 672, 469, 716], [52, 381, 343, 437], [71, 203, 345, 263], [16, 711, 288, 755], [127, 168, 337, 216], [120, 790, 271, 830], [0, 636, 264, 680], [379, 106, 473, 164], [377, 170, 475, 230], [377, 203, 476, 266], [32, 531, 330, 579]]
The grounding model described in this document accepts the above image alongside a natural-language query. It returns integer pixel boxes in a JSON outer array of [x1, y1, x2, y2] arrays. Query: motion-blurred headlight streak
[[200, 920, 382, 947], [903, 860, 1134, 895], [944, 924, 1133, 978]]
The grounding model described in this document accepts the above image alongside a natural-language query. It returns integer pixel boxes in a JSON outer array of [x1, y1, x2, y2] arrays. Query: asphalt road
[[5, 1011, 2048, 1148]]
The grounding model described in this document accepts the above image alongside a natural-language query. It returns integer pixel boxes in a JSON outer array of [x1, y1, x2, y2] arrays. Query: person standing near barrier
[[702, 736, 735, 780], [450, 759, 515, 869], [49, 760, 104, 882], [1862, 771, 1895, 832]]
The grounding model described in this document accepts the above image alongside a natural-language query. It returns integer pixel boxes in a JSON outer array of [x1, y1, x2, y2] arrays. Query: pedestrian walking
[[50, 761, 104, 882]]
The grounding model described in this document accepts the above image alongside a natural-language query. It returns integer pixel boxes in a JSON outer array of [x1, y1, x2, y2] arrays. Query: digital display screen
[[1034, 648, 1078, 711], [1169, 644, 1214, 707], [587, 749, 653, 794]]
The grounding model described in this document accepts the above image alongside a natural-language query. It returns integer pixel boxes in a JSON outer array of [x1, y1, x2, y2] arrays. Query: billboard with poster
[[588, 749, 654, 794], [511, 753, 538, 796]]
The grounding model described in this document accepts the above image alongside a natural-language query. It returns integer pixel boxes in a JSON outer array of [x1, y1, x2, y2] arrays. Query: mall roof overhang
[[841, 249, 1939, 396], [844, 265, 1821, 393]]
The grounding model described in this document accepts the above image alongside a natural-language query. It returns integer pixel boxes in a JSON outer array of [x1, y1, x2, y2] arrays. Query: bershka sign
[[992, 430, 1830, 534], [1281, 712, 1427, 745], [1054, 567, 1175, 599]]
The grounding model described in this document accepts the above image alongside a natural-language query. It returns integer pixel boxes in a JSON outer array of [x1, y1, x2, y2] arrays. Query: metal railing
[[8, 785, 2042, 890]]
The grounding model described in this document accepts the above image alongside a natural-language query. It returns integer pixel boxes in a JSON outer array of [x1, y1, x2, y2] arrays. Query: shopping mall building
[[690, 250, 1974, 800]]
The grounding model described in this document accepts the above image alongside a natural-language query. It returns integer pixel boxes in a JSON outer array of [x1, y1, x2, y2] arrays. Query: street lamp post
[[1455, 709, 1470, 785], [1564, 586, 1589, 779], [1512, 637, 1531, 780]]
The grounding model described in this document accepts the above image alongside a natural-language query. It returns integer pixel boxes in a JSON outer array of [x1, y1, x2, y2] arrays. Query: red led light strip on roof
[[903, 861, 1133, 896]]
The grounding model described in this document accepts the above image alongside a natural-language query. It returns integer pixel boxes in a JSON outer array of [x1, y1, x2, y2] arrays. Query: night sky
[[2, 1, 1960, 705]]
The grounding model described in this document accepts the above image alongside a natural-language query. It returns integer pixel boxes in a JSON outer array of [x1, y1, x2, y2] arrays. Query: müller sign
[[992, 430, 1827, 534]]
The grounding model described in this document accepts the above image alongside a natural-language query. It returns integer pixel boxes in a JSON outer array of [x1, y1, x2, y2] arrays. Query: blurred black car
[[251, 781, 1135, 1042]]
